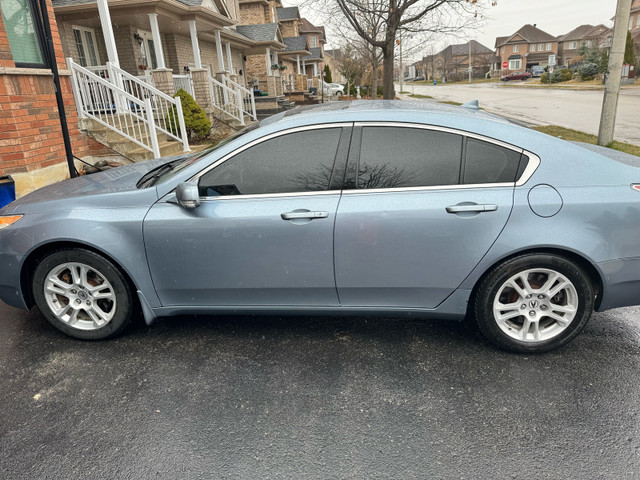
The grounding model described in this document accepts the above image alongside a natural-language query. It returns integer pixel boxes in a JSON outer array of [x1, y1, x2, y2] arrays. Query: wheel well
[[21, 241, 139, 309], [469, 247, 604, 311]]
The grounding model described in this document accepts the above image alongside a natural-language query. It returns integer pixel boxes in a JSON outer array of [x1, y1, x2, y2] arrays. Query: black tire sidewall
[[32, 249, 134, 340], [474, 254, 594, 353]]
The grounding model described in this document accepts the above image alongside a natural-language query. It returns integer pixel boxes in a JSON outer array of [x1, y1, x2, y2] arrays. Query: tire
[[473, 253, 594, 353], [32, 248, 135, 340]]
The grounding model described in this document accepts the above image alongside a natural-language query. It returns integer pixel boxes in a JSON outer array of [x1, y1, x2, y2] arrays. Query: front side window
[[546, 42, 552, 50], [569, 41, 577, 49], [73, 26, 100, 67], [463, 138, 523, 184], [0, 0, 45, 67], [509, 59, 521, 70], [310, 36, 317, 48], [357, 127, 463, 189], [198, 128, 342, 196], [530, 44, 536, 52]]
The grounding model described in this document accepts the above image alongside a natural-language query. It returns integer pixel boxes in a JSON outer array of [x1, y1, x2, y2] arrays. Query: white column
[[296, 54, 301, 74], [96, 0, 119, 67], [215, 30, 225, 71], [147, 14, 166, 69], [188, 20, 202, 69], [265, 47, 271, 75], [302, 59, 306, 74], [225, 42, 233, 74], [313, 62, 318, 76], [273, 51, 279, 76]]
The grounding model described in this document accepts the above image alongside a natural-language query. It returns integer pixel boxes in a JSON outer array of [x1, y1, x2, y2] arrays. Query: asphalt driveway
[[1, 302, 640, 478]]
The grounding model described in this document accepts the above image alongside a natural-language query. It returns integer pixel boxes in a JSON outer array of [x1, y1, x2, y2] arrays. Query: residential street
[[397, 82, 640, 145], [2, 302, 640, 478]]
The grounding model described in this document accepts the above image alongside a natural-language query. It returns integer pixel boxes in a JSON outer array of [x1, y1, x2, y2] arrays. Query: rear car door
[[334, 123, 526, 309], [143, 125, 351, 307]]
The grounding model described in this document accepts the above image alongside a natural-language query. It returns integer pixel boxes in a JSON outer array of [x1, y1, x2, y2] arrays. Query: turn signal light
[[0, 215, 23, 230]]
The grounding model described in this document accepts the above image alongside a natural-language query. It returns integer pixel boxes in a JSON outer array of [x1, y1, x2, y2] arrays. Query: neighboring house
[[558, 24, 613, 66], [493, 24, 559, 76], [426, 40, 493, 82], [324, 49, 346, 83], [0, 0, 113, 197], [299, 17, 325, 87], [630, 0, 640, 61], [276, 6, 311, 92]]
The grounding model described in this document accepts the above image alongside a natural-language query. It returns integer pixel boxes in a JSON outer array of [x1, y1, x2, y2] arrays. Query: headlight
[[0, 215, 23, 230]]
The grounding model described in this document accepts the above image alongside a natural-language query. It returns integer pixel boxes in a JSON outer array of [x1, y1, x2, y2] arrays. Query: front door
[[334, 125, 522, 309], [144, 126, 350, 307]]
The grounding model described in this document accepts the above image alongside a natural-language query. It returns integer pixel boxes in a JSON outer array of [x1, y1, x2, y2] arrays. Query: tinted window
[[358, 127, 462, 189], [199, 128, 342, 196], [463, 138, 523, 184]]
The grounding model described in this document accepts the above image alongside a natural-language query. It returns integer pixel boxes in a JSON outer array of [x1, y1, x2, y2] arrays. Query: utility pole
[[398, 32, 403, 92], [468, 39, 472, 83], [597, 0, 632, 146]]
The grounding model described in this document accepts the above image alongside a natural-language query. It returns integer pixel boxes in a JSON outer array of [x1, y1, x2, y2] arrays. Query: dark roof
[[558, 24, 595, 42], [448, 40, 493, 56], [303, 47, 323, 61], [496, 25, 557, 47], [277, 6, 299, 21], [236, 23, 279, 42], [299, 18, 321, 33], [507, 54, 521, 60], [283, 36, 307, 52]]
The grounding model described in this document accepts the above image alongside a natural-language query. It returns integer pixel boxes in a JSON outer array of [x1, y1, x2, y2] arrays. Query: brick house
[[493, 24, 559, 76], [323, 49, 345, 84], [630, 0, 640, 61], [557, 24, 613, 67], [423, 40, 493, 82], [0, 0, 113, 196], [299, 17, 325, 87]]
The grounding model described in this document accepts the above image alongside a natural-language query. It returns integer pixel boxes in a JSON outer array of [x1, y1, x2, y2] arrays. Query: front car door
[[143, 124, 351, 307], [334, 123, 529, 309]]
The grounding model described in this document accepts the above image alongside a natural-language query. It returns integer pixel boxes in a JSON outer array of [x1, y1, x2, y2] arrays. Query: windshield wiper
[[137, 162, 177, 188]]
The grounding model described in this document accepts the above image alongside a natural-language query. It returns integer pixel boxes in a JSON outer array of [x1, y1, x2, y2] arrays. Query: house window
[[569, 41, 578, 49], [310, 36, 317, 48], [584, 40, 592, 48], [546, 43, 552, 51], [529, 44, 536, 52], [73, 26, 100, 67], [538, 43, 544, 51], [509, 59, 521, 70], [513, 44, 519, 53], [0, 0, 46, 67], [501, 46, 504, 54]]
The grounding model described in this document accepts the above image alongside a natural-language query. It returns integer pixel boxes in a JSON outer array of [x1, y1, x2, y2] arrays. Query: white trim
[[225, 42, 234, 74], [215, 30, 225, 71], [96, 0, 119, 67], [72, 25, 101, 67], [188, 20, 202, 69], [148, 14, 166, 69]]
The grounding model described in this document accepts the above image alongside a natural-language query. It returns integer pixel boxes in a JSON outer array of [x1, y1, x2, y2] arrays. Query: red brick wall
[[0, 0, 113, 178]]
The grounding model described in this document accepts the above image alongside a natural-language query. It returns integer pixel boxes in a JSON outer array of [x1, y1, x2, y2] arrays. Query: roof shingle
[[236, 23, 279, 42]]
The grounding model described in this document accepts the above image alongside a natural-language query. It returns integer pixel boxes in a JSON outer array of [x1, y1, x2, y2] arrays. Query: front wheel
[[473, 254, 594, 353], [32, 249, 135, 340]]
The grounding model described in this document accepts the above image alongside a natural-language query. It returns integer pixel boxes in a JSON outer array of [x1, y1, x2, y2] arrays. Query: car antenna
[[461, 100, 480, 111]]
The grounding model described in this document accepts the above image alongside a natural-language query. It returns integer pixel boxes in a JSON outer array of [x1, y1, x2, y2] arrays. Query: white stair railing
[[173, 73, 194, 98], [67, 58, 190, 158], [209, 76, 244, 125], [222, 75, 257, 121]]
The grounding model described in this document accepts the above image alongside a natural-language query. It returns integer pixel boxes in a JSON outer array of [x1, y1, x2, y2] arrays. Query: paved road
[[2, 302, 640, 478], [397, 82, 640, 145]]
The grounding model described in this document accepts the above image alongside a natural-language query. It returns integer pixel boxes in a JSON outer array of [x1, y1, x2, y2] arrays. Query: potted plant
[[271, 64, 279, 71], [279, 64, 287, 71]]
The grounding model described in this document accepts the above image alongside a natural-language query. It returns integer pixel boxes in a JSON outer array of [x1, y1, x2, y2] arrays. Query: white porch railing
[[222, 75, 256, 121], [67, 58, 189, 158], [307, 78, 314, 91], [173, 74, 194, 97], [209, 76, 244, 125]]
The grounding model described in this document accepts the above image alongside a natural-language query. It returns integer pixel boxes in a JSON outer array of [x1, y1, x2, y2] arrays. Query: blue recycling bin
[[0, 175, 16, 209]]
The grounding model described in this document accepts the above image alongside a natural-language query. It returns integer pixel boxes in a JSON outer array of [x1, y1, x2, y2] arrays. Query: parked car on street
[[323, 83, 344, 97], [2, 101, 640, 353], [501, 71, 532, 81]]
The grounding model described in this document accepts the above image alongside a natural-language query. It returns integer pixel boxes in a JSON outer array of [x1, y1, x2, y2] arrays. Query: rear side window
[[198, 128, 342, 196], [463, 138, 523, 184], [358, 127, 463, 189]]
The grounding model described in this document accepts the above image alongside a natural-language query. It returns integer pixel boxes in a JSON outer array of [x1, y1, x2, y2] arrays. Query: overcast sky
[[288, 0, 618, 60]]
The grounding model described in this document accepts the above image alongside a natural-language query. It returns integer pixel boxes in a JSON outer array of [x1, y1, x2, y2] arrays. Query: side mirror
[[175, 182, 200, 209]]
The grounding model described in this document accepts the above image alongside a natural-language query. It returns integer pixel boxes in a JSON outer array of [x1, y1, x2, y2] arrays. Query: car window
[[358, 127, 463, 189], [198, 128, 342, 196], [463, 138, 523, 184]]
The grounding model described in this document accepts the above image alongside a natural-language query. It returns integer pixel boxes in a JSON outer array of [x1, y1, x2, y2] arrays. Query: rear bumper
[[597, 257, 640, 311], [0, 253, 28, 310]]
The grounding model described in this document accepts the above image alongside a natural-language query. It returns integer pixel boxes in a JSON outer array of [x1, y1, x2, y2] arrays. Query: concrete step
[[128, 140, 185, 162]]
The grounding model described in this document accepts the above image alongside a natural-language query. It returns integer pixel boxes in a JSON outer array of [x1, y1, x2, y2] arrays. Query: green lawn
[[408, 94, 433, 99], [533, 126, 640, 157], [438, 100, 463, 106]]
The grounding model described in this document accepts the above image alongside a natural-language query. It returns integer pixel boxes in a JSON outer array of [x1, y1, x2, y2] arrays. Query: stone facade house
[[557, 24, 613, 67], [493, 24, 559, 76], [423, 40, 492, 82]]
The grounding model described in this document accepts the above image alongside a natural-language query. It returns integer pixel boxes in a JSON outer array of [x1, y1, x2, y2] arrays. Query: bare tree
[[338, 44, 366, 97]]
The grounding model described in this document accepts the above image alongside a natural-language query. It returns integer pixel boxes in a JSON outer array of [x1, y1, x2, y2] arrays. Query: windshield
[[136, 124, 258, 188]]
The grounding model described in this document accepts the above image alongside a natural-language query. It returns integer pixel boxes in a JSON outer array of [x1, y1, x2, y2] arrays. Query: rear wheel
[[473, 253, 594, 353], [32, 249, 135, 340]]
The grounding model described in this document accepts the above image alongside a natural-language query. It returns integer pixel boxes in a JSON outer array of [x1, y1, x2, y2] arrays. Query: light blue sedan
[[1, 101, 639, 353]]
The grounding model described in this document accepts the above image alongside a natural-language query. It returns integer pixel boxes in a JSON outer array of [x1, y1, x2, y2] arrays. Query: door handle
[[281, 211, 329, 220], [446, 204, 498, 214]]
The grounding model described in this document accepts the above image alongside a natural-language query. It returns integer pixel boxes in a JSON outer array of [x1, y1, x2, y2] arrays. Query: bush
[[579, 63, 600, 81], [559, 69, 573, 82], [540, 72, 550, 84], [323, 65, 332, 83], [167, 88, 211, 140], [550, 71, 563, 83]]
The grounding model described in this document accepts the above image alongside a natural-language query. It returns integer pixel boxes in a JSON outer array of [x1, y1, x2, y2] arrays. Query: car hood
[[1, 158, 168, 215]]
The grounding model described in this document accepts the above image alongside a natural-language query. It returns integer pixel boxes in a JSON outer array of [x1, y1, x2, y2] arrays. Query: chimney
[[533, 24, 537, 27]]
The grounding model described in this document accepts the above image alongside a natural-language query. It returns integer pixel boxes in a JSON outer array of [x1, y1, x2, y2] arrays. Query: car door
[[334, 123, 524, 309], [143, 124, 351, 307]]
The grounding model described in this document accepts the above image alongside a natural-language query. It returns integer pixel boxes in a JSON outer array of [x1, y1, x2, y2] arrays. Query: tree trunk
[[371, 59, 378, 99], [382, 42, 395, 99]]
